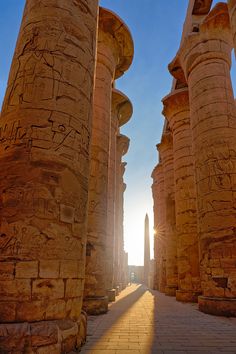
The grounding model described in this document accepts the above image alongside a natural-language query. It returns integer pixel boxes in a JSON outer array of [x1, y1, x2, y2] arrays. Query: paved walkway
[[80, 284, 236, 354]]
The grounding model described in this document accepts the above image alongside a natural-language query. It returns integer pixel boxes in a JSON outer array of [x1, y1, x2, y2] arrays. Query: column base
[[119, 282, 124, 291], [107, 289, 116, 302], [159, 284, 166, 293], [165, 285, 178, 296], [176, 290, 201, 303], [83, 296, 108, 315], [0, 317, 86, 353], [198, 296, 236, 317], [115, 286, 120, 296]]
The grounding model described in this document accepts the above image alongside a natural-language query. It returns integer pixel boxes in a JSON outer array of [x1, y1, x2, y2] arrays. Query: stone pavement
[[80, 284, 236, 354]]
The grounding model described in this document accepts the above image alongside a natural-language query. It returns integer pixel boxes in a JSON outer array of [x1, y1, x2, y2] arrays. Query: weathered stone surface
[[167, 2, 236, 315], [228, 0, 236, 55], [199, 296, 236, 317], [105, 89, 133, 291], [65, 279, 83, 298], [31, 322, 58, 347], [0, 262, 15, 280], [158, 132, 178, 296], [37, 343, 61, 354], [0, 0, 99, 351], [15, 261, 38, 279], [0, 302, 16, 322], [0, 279, 31, 301], [84, 7, 133, 315], [107, 289, 116, 302], [60, 260, 79, 279], [0, 323, 30, 352], [152, 160, 166, 292], [39, 260, 60, 279], [114, 137, 130, 289], [32, 279, 64, 300], [77, 311, 87, 348], [163, 88, 201, 302], [82, 296, 108, 316]]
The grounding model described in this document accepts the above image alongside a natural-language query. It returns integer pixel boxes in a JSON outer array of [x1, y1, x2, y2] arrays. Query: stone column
[[114, 135, 130, 291], [106, 89, 132, 299], [170, 3, 236, 316], [152, 160, 166, 292], [163, 88, 201, 302], [83, 8, 133, 315], [118, 166, 127, 291], [158, 132, 178, 296], [228, 0, 236, 55], [0, 0, 98, 352]]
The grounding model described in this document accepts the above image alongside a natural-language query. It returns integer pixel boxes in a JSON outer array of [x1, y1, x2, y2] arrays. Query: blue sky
[[0, 0, 233, 265]]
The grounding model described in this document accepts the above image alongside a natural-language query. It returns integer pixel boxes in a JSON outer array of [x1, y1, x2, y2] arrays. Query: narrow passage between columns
[[80, 284, 236, 354]]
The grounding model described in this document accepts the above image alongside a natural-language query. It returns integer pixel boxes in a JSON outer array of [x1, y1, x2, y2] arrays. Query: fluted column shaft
[[159, 133, 178, 296], [163, 88, 201, 302], [0, 0, 98, 351], [172, 3, 236, 316], [152, 162, 166, 292]]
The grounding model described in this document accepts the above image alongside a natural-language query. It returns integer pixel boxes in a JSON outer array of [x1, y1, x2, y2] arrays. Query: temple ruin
[[0, 0, 236, 353], [0, 2, 133, 352], [153, 0, 236, 317]]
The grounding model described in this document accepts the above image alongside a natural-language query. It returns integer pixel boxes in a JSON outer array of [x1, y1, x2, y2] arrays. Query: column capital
[[151, 163, 164, 186], [157, 132, 173, 156], [228, 0, 236, 11], [192, 0, 213, 15], [99, 7, 134, 79], [169, 3, 232, 83], [112, 88, 133, 127], [120, 162, 127, 180], [117, 134, 130, 156], [162, 88, 189, 130]]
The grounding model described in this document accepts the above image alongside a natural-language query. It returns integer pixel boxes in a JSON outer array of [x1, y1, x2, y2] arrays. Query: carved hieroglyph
[[83, 7, 133, 315], [170, 3, 236, 316], [158, 132, 178, 296], [152, 158, 166, 292], [0, 0, 98, 352], [163, 88, 201, 302]]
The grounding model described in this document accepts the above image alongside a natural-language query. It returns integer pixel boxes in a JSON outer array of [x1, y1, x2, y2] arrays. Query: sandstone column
[[228, 0, 236, 56], [83, 9, 134, 314], [152, 159, 166, 292], [106, 89, 132, 299], [170, 3, 236, 316], [158, 132, 178, 296], [163, 88, 201, 302], [0, 0, 98, 352], [114, 135, 130, 290]]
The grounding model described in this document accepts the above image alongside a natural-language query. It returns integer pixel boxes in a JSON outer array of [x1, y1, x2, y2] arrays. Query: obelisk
[[144, 214, 150, 287]]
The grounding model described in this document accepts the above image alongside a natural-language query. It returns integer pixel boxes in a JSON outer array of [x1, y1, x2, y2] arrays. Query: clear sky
[[0, 0, 233, 266]]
